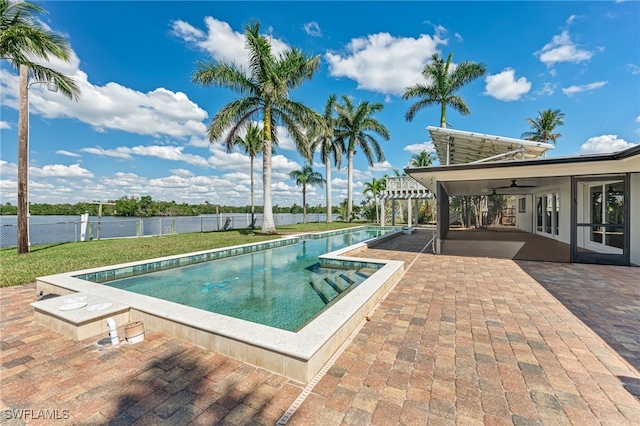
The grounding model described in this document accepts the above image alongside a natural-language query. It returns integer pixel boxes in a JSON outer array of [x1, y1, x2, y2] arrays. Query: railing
[[385, 176, 425, 191], [0, 213, 335, 249]]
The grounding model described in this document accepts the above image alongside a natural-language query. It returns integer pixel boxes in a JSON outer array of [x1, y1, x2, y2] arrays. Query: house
[[405, 127, 639, 267]]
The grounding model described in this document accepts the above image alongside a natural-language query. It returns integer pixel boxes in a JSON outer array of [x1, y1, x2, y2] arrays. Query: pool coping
[[34, 226, 405, 383]]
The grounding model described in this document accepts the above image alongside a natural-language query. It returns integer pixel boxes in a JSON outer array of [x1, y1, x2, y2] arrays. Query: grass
[[0, 222, 366, 288]]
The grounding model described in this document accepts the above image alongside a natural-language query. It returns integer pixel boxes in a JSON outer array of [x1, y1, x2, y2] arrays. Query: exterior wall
[[631, 172, 640, 266], [519, 179, 571, 245], [516, 195, 534, 233]]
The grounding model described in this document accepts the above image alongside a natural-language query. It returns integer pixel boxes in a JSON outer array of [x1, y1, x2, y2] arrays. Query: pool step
[[310, 271, 363, 305], [355, 270, 371, 279], [309, 277, 337, 304], [305, 262, 322, 273]]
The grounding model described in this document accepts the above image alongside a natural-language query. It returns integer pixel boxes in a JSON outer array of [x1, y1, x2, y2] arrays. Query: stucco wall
[[516, 195, 533, 233]]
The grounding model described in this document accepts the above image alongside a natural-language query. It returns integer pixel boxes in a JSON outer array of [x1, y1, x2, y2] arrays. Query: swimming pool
[[99, 229, 386, 331], [34, 226, 405, 383]]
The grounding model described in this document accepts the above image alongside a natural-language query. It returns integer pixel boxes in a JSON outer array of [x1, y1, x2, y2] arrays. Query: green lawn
[[0, 222, 365, 288]]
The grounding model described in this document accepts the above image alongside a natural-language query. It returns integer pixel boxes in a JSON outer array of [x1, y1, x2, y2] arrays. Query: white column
[[380, 197, 385, 226], [407, 196, 412, 227]]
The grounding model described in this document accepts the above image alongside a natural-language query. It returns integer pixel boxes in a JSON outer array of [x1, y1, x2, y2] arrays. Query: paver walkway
[[1, 229, 639, 425]]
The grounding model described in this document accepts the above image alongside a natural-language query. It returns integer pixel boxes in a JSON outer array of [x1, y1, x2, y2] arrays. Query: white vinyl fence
[[0, 213, 336, 249]]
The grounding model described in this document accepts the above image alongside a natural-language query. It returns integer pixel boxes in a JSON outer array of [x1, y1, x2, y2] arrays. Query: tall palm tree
[[521, 108, 565, 144], [309, 94, 343, 223], [229, 122, 272, 228], [362, 177, 386, 224], [289, 165, 325, 223], [192, 21, 320, 233], [334, 95, 390, 222], [403, 52, 486, 128], [1, 0, 81, 253], [409, 150, 435, 167]]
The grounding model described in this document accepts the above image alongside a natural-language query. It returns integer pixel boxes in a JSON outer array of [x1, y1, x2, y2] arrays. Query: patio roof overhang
[[428, 126, 555, 165], [406, 144, 640, 196]]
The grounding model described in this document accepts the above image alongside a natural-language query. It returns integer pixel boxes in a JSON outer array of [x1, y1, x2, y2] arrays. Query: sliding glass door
[[573, 176, 629, 265]]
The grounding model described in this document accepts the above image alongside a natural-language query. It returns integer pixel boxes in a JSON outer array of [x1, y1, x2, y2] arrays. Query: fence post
[[80, 212, 89, 241]]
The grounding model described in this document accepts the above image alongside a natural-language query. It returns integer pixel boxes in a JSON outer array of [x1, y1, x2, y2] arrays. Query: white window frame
[[534, 191, 559, 238]]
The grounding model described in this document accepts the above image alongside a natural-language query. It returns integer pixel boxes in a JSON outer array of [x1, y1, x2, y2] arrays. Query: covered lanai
[[405, 127, 640, 266]]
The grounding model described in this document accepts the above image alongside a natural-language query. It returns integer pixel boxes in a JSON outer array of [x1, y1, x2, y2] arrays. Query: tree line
[[0, 198, 330, 217]]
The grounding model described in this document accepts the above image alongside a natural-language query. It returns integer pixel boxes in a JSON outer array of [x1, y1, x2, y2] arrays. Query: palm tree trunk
[[250, 156, 255, 228], [302, 186, 307, 223], [17, 65, 29, 254], [261, 107, 276, 233], [325, 158, 332, 223], [440, 102, 447, 128], [347, 148, 354, 222]]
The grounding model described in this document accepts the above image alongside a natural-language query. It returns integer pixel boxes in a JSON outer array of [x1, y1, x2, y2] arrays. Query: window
[[518, 198, 526, 213], [535, 192, 559, 237]]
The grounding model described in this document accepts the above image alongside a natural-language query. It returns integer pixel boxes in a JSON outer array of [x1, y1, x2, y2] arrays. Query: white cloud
[[483, 68, 531, 101], [0, 121, 10, 129], [271, 154, 303, 175], [403, 142, 435, 154], [169, 168, 195, 177], [368, 161, 392, 172], [81, 144, 210, 167], [326, 32, 446, 95], [566, 15, 584, 25], [635, 116, 640, 123], [562, 81, 607, 96], [275, 126, 297, 151], [0, 68, 208, 139], [30, 163, 93, 178], [80, 146, 134, 160], [170, 16, 289, 67], [130, 146, 210, 167], [536, 30, 594, 66], [303, 21, 322, 37], [0, 160, 17, 176], [55, 150, 81, 158], [626, 64, 640, 75], [579, 135, 637, 154], [534, 82, 556, 97]]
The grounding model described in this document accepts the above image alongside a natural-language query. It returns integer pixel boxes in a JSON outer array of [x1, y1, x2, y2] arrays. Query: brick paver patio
[[1, 229, 639, 425]]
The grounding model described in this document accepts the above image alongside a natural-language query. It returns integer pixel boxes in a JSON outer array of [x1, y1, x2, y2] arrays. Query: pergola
[[378, 175, 431, 227]]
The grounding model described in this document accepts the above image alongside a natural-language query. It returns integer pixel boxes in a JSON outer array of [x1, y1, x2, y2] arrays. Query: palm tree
[[309, 94, 343, 223], [334, 95, 390, 222], [521, 108, 565, 144], [1, 0, 81, 253], [362, 177, 386, 224], [289, 165, 325, 223], [229, 122, 272, 228], [403, 52, 486, 128], [192, 21, 320, 233], [409, 150, 435, 167]]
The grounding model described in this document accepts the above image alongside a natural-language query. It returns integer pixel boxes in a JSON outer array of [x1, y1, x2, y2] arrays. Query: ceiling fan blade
[[491, 179, 537, 189]]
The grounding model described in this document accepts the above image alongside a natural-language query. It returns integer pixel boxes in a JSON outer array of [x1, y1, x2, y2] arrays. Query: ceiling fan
[[492, 179, 537, 190]]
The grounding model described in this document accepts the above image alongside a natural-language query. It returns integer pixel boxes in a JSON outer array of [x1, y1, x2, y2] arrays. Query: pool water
[[106, 228, 388, 331]]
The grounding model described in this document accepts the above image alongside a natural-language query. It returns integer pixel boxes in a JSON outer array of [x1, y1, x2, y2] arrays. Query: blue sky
[[1, 1, 639, 208]]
